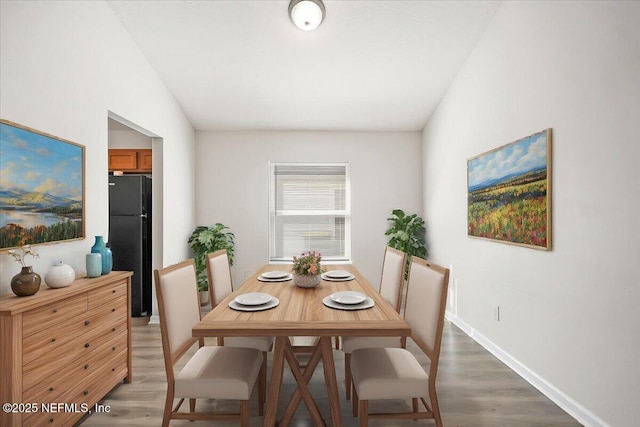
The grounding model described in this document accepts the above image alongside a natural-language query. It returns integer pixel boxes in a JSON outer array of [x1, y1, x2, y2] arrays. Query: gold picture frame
[[467, 129, 552, 250]]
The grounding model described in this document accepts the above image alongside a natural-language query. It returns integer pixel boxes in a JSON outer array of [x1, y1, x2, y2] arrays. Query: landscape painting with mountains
[[467, 129, 551, 250], [0, 120, 84, 249]]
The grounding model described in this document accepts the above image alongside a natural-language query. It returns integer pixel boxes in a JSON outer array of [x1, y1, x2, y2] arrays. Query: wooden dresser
[[0, 271, 132, 427]]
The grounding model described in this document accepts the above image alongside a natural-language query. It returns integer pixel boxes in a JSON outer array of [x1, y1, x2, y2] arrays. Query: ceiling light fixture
[[289, 0, 325, 31]]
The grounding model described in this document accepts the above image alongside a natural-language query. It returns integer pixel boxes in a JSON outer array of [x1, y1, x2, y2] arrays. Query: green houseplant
[[385, 209, 427, 279], [188, 223, 235, 293]]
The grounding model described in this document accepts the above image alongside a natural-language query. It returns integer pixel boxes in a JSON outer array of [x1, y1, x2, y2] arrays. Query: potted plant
[[291, 251, 323, 288], [188, 223, 235, 305], [385, 209, 427, 279]]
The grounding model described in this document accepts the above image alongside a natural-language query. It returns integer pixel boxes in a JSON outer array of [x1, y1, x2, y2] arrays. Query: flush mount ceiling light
[[289, 0, 325, 31]]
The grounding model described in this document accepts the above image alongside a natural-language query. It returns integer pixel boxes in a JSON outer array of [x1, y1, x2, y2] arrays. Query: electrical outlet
[[493, 306, 500, 321]]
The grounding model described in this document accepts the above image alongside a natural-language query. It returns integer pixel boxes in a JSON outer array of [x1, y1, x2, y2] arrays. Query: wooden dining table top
[[192, 264, 410, 338]]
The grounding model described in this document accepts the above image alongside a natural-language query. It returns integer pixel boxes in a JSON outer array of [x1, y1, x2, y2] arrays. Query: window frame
[[268, 161, 352, 263]]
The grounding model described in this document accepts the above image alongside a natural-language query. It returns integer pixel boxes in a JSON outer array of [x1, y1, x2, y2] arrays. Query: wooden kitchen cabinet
[[0, 272, 133, 427], [108, 149, 152, 173]]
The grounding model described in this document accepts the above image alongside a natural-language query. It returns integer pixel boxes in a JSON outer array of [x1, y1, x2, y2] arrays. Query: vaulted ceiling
[[107, 1, 501, 131]]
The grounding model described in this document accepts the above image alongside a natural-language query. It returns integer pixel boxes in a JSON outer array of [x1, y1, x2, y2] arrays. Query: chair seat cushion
[[225, 336, 274, 352], [341, 336, 402, 354], [175, 346, 262, 400], [351, 347, 429, 400]]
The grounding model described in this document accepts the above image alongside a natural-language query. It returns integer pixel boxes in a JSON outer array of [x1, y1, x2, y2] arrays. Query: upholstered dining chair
[[206, 249, 273, 400], [154, 259, 263, 426], [350, 256, 450, 426], [341, 245, 407, 399]]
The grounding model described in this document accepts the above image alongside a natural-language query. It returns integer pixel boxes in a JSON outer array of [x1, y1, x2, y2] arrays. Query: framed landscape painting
[[467, 129, 551, 250], [0, 119, 85, 250]]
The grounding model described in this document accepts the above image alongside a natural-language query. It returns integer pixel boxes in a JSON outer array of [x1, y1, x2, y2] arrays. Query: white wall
[[0, 1, 196, 294], [422, 2, 640, 426], [195, 131, 422, 288]]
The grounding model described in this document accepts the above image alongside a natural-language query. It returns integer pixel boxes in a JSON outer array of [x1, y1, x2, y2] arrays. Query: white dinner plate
[[322, 296, 374, 311], [324, 270, 352, 278], [330, 291, 367, 305], [261, 270, 289, 279], [258, 273, 293, 282], [229, 297, 280, 312], [235, 292, 272, 306], [321, 272, 355, 282]]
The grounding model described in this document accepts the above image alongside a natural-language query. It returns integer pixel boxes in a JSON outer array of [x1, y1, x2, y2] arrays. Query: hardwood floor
[[78, 321, 582, 426]]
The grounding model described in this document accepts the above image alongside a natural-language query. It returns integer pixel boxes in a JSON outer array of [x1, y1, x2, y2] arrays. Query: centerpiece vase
[[293, 273, 321, 288], [11, 266, 41, 297], [91, 236, 113, 275]]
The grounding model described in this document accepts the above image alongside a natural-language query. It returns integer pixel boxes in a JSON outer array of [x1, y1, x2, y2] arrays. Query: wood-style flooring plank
[[77, 321, 582, 426]]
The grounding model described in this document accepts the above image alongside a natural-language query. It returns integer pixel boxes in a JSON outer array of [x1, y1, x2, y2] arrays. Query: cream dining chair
[[350, 256, 450, 426], [341, 245, 406, 399], [154, 259, 263, 426], [206, 249, 273, 403]]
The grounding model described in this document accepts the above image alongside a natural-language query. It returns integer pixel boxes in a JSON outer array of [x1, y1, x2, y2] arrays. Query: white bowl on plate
[[325, 270, 352, 279], [235, 292, 272, 306], [261, 271, 289, 279], [330, 291, 367, 305]]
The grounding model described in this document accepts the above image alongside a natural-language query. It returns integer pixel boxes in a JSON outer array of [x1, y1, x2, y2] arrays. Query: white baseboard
[[149, 314, 160, 324], [448, 314, 609, 427]]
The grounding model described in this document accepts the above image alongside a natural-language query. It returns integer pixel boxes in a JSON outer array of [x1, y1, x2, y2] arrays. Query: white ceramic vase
[[45, 262, 76, 288]]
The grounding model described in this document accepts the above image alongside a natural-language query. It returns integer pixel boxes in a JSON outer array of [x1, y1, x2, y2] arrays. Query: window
[[269, 162, 351, 262]]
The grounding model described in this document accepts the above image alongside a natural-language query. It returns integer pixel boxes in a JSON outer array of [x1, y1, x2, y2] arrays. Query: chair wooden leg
[[162, 386, 173, 427], [189, 398, 196, 413], [430, 382, 443, 427], [240, 400, 249, 427], [351, 383, 358, 417], [345, 352, 352, 400], [258, 351, 267, 416], [359, 399, 368, 427], [335, 335, 340, 350]]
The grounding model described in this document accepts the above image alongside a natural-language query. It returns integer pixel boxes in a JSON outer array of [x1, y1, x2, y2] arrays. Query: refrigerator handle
[[139, 213, 147, 218]]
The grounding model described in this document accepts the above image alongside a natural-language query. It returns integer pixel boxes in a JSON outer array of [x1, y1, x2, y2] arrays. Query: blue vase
[[91, 236, 113, 275]]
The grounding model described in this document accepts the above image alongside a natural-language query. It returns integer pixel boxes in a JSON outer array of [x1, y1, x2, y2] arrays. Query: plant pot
[[11, 266, 41, 297], [199, 290, 209, 306], [293, 273, 321, 288]]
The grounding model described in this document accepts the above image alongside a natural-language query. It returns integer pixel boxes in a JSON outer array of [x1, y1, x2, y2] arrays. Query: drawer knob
[[112, 346, 116, 351], [84, 320, 90, 326], [49, 418, 54, 423], [49, 387, 54, 392], [112, 289, 116, 293], [112, 327, 116, 332], [84, 364, 89, 370], [83, 390, 89, 396], [84, 343, 90, 348], [52, 308, 58, 313], [112, 308, 116, 312], [51, 338, 56, 343]]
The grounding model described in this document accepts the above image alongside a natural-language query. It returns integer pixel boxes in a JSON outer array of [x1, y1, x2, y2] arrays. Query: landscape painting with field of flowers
[[467, 129, 551, 250]]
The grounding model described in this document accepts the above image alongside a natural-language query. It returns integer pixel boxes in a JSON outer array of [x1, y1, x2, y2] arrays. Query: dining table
[[192, 263, 411, 427]]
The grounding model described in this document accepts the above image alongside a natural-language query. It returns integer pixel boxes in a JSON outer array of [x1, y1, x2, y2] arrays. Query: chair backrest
[[379, 246, 407, 312], [206, 249, 233, 307], [154, 259, 201, 368], [404, 257, 449, 365]]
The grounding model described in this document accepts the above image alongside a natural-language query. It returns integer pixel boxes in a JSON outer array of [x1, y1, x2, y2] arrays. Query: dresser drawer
[[88, 280, 128, 310], [23, 320, 128, 392], [22, 293, 87, 338], [23, 338, 127, 405], [23, 348, 128, 427], [23, 296, 127, 368]]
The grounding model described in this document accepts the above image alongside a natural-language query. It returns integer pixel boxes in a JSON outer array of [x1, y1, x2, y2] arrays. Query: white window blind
[[269, 163, 351, 262]]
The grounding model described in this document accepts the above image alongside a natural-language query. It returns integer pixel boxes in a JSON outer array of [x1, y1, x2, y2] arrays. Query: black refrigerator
[[109, 175, 152, 317]]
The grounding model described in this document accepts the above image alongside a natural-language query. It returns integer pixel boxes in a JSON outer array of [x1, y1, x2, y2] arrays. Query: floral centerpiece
[[291, 251, 323, 288]]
